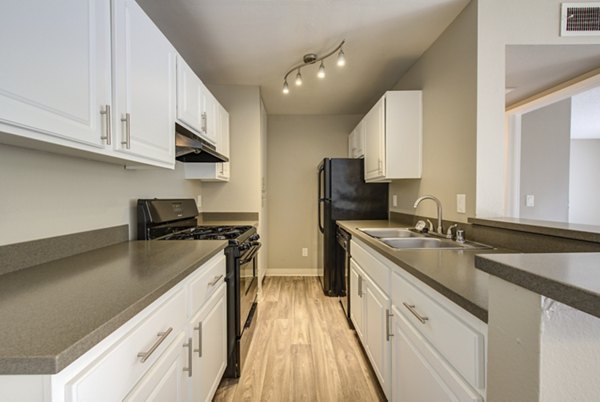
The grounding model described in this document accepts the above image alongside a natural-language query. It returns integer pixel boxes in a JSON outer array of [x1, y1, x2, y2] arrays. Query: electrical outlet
[[526, 195, 535, 207], [392, 194, 398, 207], [196, 195, 202, 209], [456, 194, 466, 214], [302, 248, 308, 257]]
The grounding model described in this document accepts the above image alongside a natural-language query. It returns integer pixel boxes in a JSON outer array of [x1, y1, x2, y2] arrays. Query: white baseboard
[[265, 268, 318, 276]]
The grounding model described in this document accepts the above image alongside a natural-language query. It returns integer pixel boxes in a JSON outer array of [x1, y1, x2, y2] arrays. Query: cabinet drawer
[[188, 253, 226, 317], [391, 270, 485, 390], [351, 239, 390, 294], [67, 286, 187, 402]]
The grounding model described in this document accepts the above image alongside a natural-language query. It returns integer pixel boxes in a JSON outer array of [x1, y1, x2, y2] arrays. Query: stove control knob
[[250, 234, 260, 241]]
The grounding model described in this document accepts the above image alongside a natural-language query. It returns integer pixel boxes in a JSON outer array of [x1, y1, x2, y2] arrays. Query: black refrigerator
[[317, 158, 389, 296]]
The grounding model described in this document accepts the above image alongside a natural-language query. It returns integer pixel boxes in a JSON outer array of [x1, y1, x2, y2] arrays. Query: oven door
[[238, 242, 260, 335]]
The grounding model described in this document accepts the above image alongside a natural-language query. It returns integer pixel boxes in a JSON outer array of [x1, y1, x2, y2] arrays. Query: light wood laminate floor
[[214, 276, 385, 402]]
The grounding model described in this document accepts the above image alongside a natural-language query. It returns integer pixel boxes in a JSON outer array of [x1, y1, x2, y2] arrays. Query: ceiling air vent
[[561, 3, 600, 36]]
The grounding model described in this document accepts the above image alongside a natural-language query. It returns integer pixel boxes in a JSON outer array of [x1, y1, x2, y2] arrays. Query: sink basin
[[380, 237, 493, 250], [359, 228, 423, 238]]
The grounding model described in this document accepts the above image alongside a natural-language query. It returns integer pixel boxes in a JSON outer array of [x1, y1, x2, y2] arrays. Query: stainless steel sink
[[380, 237, 493, 250], [359, 228, 423, 238]]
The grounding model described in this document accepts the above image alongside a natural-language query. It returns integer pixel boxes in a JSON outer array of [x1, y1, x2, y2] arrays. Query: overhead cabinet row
[[0, 0, 229, 174], [348, 91, 422, 182]]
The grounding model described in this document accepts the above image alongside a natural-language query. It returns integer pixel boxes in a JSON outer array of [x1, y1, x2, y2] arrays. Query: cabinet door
[[364, 97, 385, 180], [176, 56, 204, 134], [0, 0, 111, 148], [188, 284, 227, 402], [124, 331, 186, 402], [202, 90, 218, 145], [217, 104, 230, 180], [350, 260, 365, 341], [391, 306, 483, 402], [365, 278, 392, 399], [112, 0, 176, 167]]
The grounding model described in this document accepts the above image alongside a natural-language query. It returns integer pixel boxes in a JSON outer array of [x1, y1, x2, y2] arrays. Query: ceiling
[[505, 45, 600, 106], [137, 0, 470, 115], [505, 45, 600, 139]]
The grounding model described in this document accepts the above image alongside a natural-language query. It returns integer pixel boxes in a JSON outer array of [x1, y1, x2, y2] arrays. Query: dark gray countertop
[[475, 253, 600, 319], [470, 216, 600, 244], [338, 220, 511, 323], [0, 240, 227, 375]]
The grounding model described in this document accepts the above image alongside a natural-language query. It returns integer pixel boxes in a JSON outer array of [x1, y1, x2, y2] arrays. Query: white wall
[[569, 139, 600, 224], [0, 144, 202, 246], [267, 114, 360, 275], [389, 0, 477, 223], [520, 99, 571, 221], [476, 0, 600, 218]]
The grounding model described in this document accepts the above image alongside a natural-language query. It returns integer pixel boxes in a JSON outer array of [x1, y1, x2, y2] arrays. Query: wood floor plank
[[213, 276, 384, 402]]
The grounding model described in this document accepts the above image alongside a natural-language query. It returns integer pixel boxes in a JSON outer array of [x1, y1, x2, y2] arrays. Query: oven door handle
[[239, 243, 262, 265]]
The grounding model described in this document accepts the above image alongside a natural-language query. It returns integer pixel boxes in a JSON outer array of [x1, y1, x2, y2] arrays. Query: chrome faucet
[[413, 195, 443, 235]]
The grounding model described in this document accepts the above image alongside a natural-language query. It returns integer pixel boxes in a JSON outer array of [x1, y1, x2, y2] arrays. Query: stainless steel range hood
[[175, 123, 229, 163]]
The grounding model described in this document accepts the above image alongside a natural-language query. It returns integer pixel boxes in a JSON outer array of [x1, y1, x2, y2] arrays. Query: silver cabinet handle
[[386, 309, 394, 341], [137, 327, 172, 363], [209, 274, 224, 287], [201, 112, 207, 133], [403, 302, 429, 324], [183, 337, 193, 377], [121, 113, 131, 149], [358, 275, 363, 297], [193, 321, 202, 357], [100, 105, 111, 145]]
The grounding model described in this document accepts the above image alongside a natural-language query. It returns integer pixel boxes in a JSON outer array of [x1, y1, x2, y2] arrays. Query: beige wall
[[389, 1, 477, 223], [267, 114, 361, 274], [202, 85, 262, 213], [0, 144, 202, 245]]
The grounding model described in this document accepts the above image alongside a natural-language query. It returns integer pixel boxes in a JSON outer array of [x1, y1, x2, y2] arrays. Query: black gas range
[[137, 198, 260, 378]]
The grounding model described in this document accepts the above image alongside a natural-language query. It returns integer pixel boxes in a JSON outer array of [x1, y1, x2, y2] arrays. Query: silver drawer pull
[[121, 112, 131, 149], [193, 321, 202, 357], [137, 327, 173, 363], [100, 105, 111, 145], [386, 309, 394, 341], [183, 337, 193, 377], [209, 274, 224, 287], [403, 302, 429, 324]]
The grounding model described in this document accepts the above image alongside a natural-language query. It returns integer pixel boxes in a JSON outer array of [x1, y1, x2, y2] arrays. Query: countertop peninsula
[[475, 252, 600, 319], [0, 240, 227, 375]]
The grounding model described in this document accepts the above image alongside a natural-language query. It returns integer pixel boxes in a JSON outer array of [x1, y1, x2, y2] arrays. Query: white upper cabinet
[[0, 0, 112, 149], [183, 101, 230, 182], [348, 120, 365, 159], [176, 56, 218, 145], [363, 91, 422, 182], [112, 0, 176, 168]]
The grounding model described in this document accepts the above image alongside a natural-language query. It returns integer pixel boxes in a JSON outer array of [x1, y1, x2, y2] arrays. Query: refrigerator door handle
[[318, 164, 325, 233]]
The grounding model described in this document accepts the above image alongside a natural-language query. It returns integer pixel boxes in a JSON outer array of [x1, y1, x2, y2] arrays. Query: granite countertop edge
[[0, 241, 227, 375], [474, 254, 600, 319], [337, 220, 498, 323]]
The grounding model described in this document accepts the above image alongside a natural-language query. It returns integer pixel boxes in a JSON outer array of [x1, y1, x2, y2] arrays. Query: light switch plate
[[197, 195, 202, 209], [456, 194, 466, 214], [302, 248, 308, 257], [392, 195, 398, 207]]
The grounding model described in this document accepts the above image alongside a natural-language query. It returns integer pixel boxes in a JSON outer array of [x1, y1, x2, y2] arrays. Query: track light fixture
[[282, 40, 345, 94]]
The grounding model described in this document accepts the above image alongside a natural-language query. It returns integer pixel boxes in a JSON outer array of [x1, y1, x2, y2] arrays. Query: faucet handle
[[426, 219, 434, 232], [456, 229, 465, 243], [446, 224, 457, 239]]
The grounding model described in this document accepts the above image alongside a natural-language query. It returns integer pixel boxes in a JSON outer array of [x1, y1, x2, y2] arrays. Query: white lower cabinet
[[0, 253, 227, 402], [188, 284, 227, 402], [350, 258, 392, 399], [350, 238, 487, 402], [124, 330, 187, 402], [391, 306, 482, 402]]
